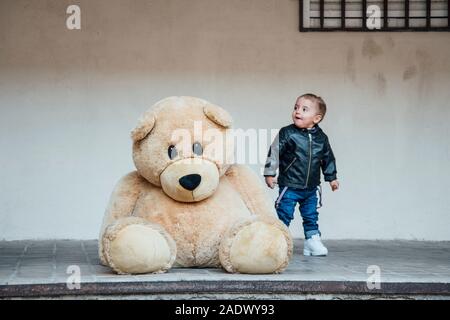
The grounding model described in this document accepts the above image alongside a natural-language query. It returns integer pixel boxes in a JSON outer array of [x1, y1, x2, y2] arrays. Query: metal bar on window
[[341, 0, 346, 28], [362, 0, 367, 29], [299, 0, 304, 31], [320, 0, 325, 28], [383, 0, 388, 28], [405, 0, 410, 28], [426, 0, 431, 28]]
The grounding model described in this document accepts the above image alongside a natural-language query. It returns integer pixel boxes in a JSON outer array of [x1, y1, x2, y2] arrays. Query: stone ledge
[[1, 280, 449, 298]]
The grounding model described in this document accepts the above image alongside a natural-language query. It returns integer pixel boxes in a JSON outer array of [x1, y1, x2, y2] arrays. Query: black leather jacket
[[264, 124, 337, 189]]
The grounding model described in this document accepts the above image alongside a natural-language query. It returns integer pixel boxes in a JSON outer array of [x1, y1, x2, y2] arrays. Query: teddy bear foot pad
[[102, 217, 177, 274]]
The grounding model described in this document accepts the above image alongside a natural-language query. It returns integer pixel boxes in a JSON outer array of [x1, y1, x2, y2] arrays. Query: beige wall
[[1, 0, 449, 240]]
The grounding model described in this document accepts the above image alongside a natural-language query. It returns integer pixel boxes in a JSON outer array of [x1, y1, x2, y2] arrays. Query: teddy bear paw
[[219, 217, 292, 274], [102, 218, 177, 274]]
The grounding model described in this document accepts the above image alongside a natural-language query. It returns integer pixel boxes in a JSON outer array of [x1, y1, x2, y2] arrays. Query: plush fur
[[99, 96, 293, 274]]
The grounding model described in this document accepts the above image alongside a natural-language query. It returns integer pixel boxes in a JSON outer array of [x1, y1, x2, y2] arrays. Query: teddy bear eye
[[168, 145, 178, 159], [193, 142, 203, 156]]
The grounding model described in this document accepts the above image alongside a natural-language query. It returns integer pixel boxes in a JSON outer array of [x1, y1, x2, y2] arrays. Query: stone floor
[[0, 239, 449, 299]]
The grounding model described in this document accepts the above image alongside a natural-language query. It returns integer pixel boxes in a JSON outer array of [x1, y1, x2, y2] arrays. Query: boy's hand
[[265, 176, 277, 189], [330, 180, 339, 192]]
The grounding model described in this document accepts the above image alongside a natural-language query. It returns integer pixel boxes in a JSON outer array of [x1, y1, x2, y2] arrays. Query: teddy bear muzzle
[[160, 158, 219, 202]]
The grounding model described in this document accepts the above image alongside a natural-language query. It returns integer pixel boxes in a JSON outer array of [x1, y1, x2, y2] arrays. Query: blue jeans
[[275, 186, 321, 239]]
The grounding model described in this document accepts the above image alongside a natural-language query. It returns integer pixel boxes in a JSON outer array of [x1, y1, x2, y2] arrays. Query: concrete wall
[[1, 0, 449, 240]]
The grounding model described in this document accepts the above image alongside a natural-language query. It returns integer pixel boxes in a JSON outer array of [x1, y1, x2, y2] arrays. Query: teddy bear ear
[[131, 110, 157, 142], [203, 103, 233, 128]]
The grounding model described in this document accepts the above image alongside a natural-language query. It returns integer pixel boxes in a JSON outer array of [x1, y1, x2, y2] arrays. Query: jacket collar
[[294, 124, 321, 134]]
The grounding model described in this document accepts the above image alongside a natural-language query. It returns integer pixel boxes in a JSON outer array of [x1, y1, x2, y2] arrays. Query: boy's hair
[[298, 93, 327, 121]]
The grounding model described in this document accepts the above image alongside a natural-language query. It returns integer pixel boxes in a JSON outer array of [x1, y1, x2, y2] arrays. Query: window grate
[[299, 0, 450, 31]]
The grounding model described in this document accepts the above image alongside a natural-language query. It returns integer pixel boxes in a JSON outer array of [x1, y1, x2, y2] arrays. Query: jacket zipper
[[283, 157, 297, 173], [304, 133, 312, 188]]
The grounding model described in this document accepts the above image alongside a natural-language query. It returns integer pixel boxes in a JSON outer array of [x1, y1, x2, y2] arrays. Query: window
[[299, 0, 450, 31]]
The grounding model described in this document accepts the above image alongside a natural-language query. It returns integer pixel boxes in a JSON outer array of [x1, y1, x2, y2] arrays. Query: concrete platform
[[0, 239, 449, 299]]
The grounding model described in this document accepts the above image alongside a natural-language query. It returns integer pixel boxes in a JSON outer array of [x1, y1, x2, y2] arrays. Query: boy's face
[[292, 97, 323, 129]]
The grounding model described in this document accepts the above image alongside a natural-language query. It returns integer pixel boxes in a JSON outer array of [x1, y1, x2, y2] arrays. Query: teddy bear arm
[[100, 171, 145, 225], [224, 164, 275, 217]]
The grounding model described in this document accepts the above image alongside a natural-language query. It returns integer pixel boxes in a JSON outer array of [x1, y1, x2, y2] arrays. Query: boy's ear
[[203, 103, 233, 128], [131, 110, 156, 142], [313, 114, 323, 124]]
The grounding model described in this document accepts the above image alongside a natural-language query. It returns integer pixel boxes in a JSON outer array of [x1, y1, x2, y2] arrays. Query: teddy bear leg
[[219, 217, 293, 274], [101, 217, 177, 274]]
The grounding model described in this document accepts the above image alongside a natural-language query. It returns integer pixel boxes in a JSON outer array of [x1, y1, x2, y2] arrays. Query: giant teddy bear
[[99, 96, 293, 274]]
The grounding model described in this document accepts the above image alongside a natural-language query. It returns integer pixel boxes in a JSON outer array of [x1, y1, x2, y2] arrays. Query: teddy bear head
[[131, 96, 234, 202]]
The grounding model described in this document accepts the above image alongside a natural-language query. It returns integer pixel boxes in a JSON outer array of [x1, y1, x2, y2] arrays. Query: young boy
[[264, 93, 339, 256]]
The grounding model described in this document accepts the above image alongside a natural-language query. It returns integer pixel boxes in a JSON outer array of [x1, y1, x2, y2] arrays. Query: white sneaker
[[303, 234, 328, 256]]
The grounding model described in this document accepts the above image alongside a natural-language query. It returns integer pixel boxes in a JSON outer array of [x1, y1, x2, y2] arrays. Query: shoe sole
[[303, 249, 327, 256]]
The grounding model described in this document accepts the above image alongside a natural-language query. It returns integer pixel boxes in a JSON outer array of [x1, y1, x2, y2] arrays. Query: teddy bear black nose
[[179, 174, 202, 191]]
